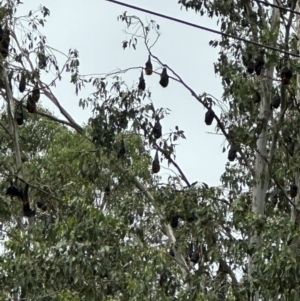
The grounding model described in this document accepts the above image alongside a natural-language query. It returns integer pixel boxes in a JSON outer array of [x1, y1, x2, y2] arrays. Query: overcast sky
[[15, 0, 228, 187]]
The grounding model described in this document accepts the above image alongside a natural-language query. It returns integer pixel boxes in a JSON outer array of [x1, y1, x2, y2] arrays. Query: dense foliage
[[0, 0, 299, 300]]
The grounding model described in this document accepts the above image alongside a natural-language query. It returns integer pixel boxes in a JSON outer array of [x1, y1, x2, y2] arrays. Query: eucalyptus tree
[[107, 0, 300, 300], [149, 0, 300, 300], [1, 0, 300, 300], [0, 1, 192, 300]]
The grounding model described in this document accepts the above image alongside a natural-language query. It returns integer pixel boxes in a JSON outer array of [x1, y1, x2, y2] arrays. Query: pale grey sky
[[15, 1, 227, 186]]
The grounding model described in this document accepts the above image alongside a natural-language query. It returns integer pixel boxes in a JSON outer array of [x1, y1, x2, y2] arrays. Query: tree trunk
[[1, 66, 27, 299], [290, 3, 300, 255], [248, 3, 280, 300]]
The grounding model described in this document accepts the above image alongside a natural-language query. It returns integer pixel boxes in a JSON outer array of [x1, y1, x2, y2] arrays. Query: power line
[[255, 0, 300, 16], [105, 0, 300, 59]]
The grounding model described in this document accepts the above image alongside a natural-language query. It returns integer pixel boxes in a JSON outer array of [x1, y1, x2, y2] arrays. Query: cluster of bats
[[0, 24, 42, 125], [138, 55, 169, 92], [6, 179, 47, 218], [211, 50, 293, 163], [168, 242, 208, 266], [138, 55, 240, 164], [242, 50, 265, 76], [16, 81, 40, 125], [268, 67, 292, 111], [243, 50, 293, 108], [160, 243, 206, 294], [117, 116, 162, 174], [152, 119, 162, 173], [0, 25, 44, 217], [203, 98, 239, 161]]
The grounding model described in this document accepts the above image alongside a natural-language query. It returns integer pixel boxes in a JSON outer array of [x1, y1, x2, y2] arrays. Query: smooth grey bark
[[248, 2, 280, 300], [1, 65, 23, 173], [1, 64, 28, 300], [291, 3, 300, 226]]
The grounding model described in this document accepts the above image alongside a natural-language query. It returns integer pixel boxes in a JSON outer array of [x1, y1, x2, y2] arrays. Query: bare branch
[[40, 83, 83, 134], [0, 65, 23, 175], [36, 110, 81, 131], [149, 51, 255, 178], [154, 143, 191, 187]]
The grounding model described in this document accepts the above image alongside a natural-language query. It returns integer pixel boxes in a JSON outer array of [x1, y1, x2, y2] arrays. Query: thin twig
[[0, 120, 13, 138], [16, 176, 63, 203]]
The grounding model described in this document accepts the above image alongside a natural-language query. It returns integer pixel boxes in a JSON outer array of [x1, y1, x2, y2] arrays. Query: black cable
[[105, 0, 300, 59], [255, 0, 300, 16]]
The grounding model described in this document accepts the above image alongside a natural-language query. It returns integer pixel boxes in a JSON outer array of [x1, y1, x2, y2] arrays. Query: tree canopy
[[0, 0, 300, 300]]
